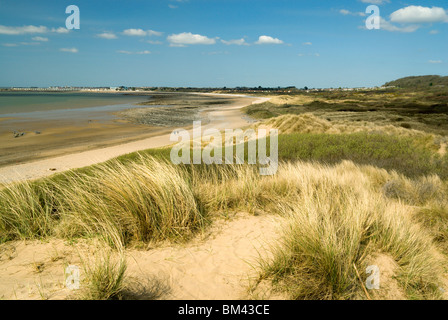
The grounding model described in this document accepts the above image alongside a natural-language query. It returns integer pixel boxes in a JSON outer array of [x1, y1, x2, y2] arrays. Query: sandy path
[[0, 95, 270, 184], [0, 214, 283, 300]]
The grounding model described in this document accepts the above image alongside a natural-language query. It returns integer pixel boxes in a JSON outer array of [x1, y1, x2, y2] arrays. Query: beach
[[0, 93, 269, 183]]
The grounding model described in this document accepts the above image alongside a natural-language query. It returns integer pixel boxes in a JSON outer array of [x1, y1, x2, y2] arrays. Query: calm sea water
[[0, 92, 149, 118]]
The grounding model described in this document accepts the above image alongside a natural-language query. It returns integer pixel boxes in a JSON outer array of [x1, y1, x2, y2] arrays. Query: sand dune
[[0, 214, 283, 300]]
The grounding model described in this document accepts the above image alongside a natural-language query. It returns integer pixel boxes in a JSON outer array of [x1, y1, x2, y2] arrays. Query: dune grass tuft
[[77, 251, 127, 300], [54, 157, 206, 248], [0, 156, 207, 249], [252, 161, 444, 300], [0, 180, 59, 242]]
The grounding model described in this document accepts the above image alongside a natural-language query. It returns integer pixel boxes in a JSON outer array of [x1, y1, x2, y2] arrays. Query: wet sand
[[0, 93, 269, 183], [0, 121, 173, 167]]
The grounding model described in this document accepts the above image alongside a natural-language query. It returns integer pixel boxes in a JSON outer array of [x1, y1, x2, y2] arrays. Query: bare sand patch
[[0, 214, 283, 300], [438, 143, 447, 156], [363, 253, 406, 300]]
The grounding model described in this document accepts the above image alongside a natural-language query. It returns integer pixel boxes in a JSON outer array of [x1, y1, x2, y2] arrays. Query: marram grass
[[0, 152, 447, 299]]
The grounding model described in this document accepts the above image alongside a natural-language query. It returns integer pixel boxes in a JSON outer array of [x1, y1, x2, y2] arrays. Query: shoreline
[[0, 94, 270, 184], [0, 91, 150, 116]]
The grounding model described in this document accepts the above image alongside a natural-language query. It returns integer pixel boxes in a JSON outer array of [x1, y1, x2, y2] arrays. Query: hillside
[[385, 75, 448, 89]]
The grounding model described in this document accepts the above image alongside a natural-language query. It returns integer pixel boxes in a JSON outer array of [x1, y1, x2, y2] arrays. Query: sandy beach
[[0, 93, 269, 184]]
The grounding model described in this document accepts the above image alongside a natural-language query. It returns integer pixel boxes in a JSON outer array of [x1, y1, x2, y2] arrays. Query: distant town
[[0, 85, 395, 94]]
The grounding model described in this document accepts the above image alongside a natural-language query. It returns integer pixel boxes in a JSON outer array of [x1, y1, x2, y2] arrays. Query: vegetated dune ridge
[[385, 75, 448, 89], [1, 157, 448, 300]]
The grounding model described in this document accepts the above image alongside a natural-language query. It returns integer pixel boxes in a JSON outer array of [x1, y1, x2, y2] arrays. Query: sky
[[0, 0, 446, 88]]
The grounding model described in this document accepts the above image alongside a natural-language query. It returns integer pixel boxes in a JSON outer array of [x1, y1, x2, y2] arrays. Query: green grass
[[0, 156, 208, 249], [222, 132, 446, 179], [244, 89, 448, 136], [1, 132, 445, 246], [252, 161, 444, 300], [1, 123, 448, 300], [0, 180, 59, 242], [414, 204, 448, 254], [77, 252, 127, 300], [275, 133, 448, 179]]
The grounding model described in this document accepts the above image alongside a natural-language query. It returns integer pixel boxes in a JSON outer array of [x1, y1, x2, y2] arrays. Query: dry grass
[[191, 161, 447, 299], [54, 157, 205, 249], [414, 203, 448, 254], [3, 88, 447, 300], [267, 95, 319, 106], [251, 161, 445, 300], [0, 180, 59, 242], [76, 251, 127, 300], [0, 157, 207, 249], [0, 151, 447, 299], [245, 90, 448, 137], [256, 113, 438, 139]]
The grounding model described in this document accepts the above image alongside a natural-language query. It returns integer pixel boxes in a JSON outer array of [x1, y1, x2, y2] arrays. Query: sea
[[0, 92, 149, 121]]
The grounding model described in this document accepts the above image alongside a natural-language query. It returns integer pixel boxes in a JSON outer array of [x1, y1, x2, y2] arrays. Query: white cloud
[[429, 30, 439, 35], [339, 9, 365, 17], [255, 35, 283, 45], [221, 38, 247, 46], [97, 32, 117, 39], [145, 40, 163, 45], [117, 50, 151, 55], [302, 42, 312, 46], [168, 43, 185, 47], [32, 36, 49, 42], [20, 42, 40, 46], [60, 48, 78, 53], [373, 6, 448, 33], [390, 6, 448, 24], [123, 28, 146, 36], [0, 25, 70, 35], [202, 51, 229, 55], [298, 53, 320, 57], [360, 0, 390, 4], [167, 32, 216, 46], [429, 60, 442, 64], [123, 29, 162, 37], [379, 17, 420, 33], [2, 41, 42, 47], [51, 27, 69, 34], [0, 25, 48, 35], [168, 4, 178, 9], [147, 30, 163, 36]]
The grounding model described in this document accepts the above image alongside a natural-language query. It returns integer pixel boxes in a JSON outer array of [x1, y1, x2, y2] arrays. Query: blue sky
[[0, 0, 446, 88]]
